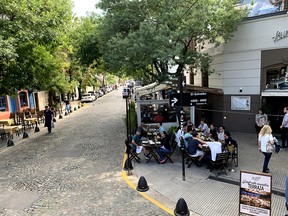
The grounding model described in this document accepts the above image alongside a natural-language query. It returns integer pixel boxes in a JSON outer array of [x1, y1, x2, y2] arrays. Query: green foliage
[[168, 126, 178, 136], [97, 0, 247, 81], [0, 0, 73, 95], [125, 101, 137, 134], [68, 14, 103, 91]]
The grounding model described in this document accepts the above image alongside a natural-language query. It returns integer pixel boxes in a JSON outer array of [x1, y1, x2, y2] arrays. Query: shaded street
[[0, 89, 168, 215]]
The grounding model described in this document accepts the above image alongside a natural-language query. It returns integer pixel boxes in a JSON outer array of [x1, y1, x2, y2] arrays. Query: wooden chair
[[226, 141, 238, 167], [162, 133, 177, 163], [9, 113, 17, 125], [210, 152, 229, 177], [37, 110, 45, 124], [125, 139, 141, 163], [184, 148, 201, 168]]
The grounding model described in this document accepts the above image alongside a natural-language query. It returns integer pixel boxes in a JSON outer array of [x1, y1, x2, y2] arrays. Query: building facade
[[190, 11, 288, 133]]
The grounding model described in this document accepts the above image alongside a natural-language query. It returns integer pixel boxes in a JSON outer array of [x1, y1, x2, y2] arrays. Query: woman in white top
[[258, 125, 274, 173]]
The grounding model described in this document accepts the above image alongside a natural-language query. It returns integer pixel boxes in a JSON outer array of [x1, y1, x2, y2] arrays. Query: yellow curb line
[[122, 153, 174, 215]]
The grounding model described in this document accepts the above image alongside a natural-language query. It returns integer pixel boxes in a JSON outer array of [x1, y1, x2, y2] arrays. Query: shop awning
[[262, 90, 288, 97], [135, 82, 171, 97], [185, 84, 223, 95]]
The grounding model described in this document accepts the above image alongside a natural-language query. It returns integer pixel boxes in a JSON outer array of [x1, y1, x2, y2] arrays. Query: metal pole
[[179, 71, 185, 181], [125, 97, 131, 173]]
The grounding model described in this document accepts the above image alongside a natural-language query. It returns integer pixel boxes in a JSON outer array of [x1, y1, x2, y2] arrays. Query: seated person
[[183, 124, 193, 148], [206, 136, 222, 162], [217, 126, 226, 143], [198, 118, 209, 135], [157, 122, 166, 134], [131, 129, 150, 159], [224, 130, 237, 148], [156, 131, 171, 163], [209, 124, 218, 140], [175, 126, 182, 147], [185, 131, 206, 165], [137, 122, 148, 138]]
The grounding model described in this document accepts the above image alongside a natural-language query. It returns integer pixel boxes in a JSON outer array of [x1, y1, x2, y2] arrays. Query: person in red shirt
[[154, 113, 164, 123]]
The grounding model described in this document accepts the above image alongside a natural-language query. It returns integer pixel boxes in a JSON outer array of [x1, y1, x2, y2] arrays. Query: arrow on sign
[[182, 80, 186, 87], [171, 97, 178, 107]]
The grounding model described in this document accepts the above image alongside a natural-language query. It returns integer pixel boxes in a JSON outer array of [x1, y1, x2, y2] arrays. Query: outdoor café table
[[24, 118, 38, 128], [147, 132, 158, 140], [0, 119, 14, 126], [142, 140, 161, 164], [0, 125, 19, 139]]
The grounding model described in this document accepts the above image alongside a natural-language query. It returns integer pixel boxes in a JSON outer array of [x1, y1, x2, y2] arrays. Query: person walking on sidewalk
[[255, 108, 268, 138], [44, 106, 53, 134], [280, 107, 288, 148], [258, 125, 274, 173], [64, 97, 71, 114]]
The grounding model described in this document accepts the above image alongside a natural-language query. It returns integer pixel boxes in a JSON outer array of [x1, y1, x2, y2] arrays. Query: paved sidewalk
[[130, 132, 288, 216]]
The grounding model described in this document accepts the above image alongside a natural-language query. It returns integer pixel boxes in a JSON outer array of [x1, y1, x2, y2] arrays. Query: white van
[[122, 88, 130, 98]]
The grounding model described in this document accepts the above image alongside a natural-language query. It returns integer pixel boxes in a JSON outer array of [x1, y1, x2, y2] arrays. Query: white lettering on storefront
[[272, 29, 288, 43]]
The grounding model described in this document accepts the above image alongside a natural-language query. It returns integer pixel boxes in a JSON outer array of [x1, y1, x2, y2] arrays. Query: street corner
[[121, 153, 174, 215]]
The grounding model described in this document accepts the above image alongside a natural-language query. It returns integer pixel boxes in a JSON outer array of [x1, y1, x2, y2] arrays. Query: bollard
[[23, 131, 29, 139], [59, 114, 63, 119], [34, 126, 40, 132], [78, 105, 81, 109], [123, 159, 133, 171], [174, 198, 190, 216], [74, 107, 77, 111], [7, 139, 14, 147], [136, 176, 149, 192], [64, 111, 68, 116]]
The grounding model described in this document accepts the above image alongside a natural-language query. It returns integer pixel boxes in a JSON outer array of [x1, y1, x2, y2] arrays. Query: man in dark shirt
[[44, 106, 53, 133], [224, 130, 237, 148], [186, 131, 206, 164], [131, 129, 150, 159]]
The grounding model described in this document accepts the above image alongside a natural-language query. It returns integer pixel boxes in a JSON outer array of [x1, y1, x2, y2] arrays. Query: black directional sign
[[167, 75, 186, 89], [169, 92, 207, 107]]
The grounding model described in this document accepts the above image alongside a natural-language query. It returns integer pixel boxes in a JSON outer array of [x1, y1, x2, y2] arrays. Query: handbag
[[266, 142, 275, 153]]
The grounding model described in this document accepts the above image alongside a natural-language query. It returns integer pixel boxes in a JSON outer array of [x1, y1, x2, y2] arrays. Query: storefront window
[[140, 104, 177, 123], [239, 0, 284, 17], [0, 97, 6, 111], [19, 91, 28, 107], [266, 66, 288, 89]]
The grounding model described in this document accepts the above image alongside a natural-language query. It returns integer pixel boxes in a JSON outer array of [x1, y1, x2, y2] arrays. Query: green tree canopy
[[0, 0, 73, 95], [97, 0, 247, 82]]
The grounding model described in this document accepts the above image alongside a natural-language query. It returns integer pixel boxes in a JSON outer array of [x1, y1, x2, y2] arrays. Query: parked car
[[122, 87, 130, 98], [81, 93, 94, 102], [97, 90, 104, 97], [88, 91, 99, 100]]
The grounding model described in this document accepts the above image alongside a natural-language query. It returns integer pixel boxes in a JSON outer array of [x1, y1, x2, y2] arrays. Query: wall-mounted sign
[[272, 29, 288, 43], [231, 96, 251, 111], [239, 170, 272, 216]]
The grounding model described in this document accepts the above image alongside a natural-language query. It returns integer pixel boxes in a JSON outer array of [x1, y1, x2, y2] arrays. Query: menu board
[[239, 171, 272, 216]]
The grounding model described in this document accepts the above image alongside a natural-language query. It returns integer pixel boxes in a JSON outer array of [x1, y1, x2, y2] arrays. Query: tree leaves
[[97, 0, 247, 82]]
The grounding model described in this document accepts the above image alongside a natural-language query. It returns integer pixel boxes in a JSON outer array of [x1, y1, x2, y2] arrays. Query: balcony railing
[[238, 0, 288, 18]]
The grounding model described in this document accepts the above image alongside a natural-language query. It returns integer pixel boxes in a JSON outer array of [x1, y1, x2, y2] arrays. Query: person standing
[[64, 97, 70, 114], [280, 107, 288, 148], [255, 108, 268, 138], [258, 125, 274, 173], [44, 106, 53, 134]]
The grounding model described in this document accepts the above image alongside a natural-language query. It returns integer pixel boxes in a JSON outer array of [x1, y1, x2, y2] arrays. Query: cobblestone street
[[0, 90, 168, 216]]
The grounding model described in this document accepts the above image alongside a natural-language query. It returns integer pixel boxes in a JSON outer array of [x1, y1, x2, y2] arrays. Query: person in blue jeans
[[157, 131, 171, 163], [258, 125, 274, 173]]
